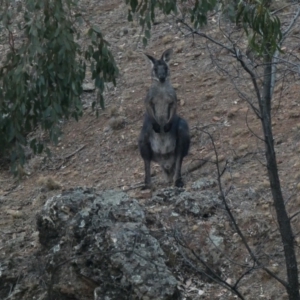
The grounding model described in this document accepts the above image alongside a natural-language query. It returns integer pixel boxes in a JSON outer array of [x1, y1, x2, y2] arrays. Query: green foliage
[[126, 0, 217, 46], [236, 0, 282, 56], [190, 0, 218, 29], [0, 0, 118, 173], [126, 0, 282, 55]]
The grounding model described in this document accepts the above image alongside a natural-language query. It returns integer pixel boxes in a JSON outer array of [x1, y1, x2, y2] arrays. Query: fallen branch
[[46, 144, 87, 170], [183, 154, 212, 175], [58, 144, 86, 160]]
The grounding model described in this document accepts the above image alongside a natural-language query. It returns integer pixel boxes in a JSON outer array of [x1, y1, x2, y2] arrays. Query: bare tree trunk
[[261, 53, 300, 300]]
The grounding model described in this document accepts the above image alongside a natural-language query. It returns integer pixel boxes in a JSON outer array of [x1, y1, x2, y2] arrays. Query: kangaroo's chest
[[150, 132, 176, 155]]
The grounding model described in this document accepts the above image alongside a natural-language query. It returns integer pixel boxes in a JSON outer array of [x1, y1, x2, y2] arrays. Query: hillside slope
[[1, 0, 300, 299]]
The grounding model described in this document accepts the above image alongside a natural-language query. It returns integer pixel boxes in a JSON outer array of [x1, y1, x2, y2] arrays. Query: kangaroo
[[138, 48, 190, 188]]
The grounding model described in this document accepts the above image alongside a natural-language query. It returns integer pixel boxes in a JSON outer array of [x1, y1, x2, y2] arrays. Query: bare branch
[[282, 6, 300, 41], [245, 108, 265, 142], [233, 49, 263, 108], [233, 264, 256, 289], [202, 129, 289, 289], [177, 19, 235, 55], [289, 210, 300, 222], [271, 2, 300, 15], [174, 230, 246, 300]]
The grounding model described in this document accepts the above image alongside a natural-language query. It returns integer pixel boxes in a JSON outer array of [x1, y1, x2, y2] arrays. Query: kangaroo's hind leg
[[139, 141, 152, 189], [174, 118, 190, 187]]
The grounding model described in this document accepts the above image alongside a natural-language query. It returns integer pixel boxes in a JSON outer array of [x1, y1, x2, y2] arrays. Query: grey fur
[[139, 49, 190, 188]]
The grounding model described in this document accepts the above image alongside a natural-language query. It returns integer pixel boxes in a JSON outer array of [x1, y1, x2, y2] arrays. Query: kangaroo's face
[[146, 49, 173, 83], [152, 60, 169, 83]]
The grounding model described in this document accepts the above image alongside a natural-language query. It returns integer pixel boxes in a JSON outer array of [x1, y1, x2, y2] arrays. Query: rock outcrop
[[36, 188, 180, 300]]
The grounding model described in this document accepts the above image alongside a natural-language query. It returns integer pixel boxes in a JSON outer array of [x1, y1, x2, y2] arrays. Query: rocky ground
[[1, 0, 300, 299]]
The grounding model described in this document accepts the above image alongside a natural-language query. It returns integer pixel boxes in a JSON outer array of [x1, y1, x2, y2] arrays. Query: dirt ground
[[1, 0, 300, 299]]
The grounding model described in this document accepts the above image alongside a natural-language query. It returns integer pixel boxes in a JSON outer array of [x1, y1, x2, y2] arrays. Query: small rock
[[103, 126, 110, 133], [218, 155, 225, 162], [107, 105, 119, 117], [261, 203, 269, 210], [238, 144, 249, 152], [270, 263, 279, 274], [125, 50, 137, 60], [105, 82, 115, 91], [137, 189, 152, 199], [295, 236, 300, 245], [37, 176, 61, 191], [175, 40, 185, 53], [108, 116, 125, 130], [118, 43, 126, 50], [162, 35, 173, 44], [232, 128, 247, 137], [232, 173, 240, 179], [192, 225, 200, 231], [261, 180, 270, 188], [173, 83, 181, 89], [245, 187, 257, 200], [212, 116, 221, 122], [82, 82, 95, 92], [6, 209, 23, 218], [227, 108, 238, 118], [288, 112, 299, 118], [192, 179, 217, 190], [205, 93, 214, 100]]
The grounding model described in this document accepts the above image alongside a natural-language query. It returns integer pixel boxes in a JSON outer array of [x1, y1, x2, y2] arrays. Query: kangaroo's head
[[146, 49, 173, 83]]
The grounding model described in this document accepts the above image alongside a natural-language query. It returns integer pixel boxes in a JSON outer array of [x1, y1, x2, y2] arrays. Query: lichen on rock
[[36, 188, 180, 300]]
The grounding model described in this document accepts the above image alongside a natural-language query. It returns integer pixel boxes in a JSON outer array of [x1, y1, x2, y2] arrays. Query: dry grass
[[37, 176, 61, 190]]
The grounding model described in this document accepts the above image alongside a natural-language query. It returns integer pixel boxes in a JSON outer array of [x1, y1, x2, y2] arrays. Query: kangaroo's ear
[[161, 48, 173, 63], [145, 54, 156, 67]]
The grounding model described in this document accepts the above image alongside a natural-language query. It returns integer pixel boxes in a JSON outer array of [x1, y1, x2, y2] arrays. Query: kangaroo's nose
[[164, 163, 171, 170], [159, 77, 165, 83]]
